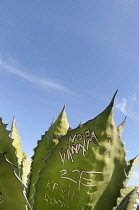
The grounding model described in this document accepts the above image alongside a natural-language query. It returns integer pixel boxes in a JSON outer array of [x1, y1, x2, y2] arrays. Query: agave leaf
[[114, 186, 139, 210], [116, 158, 139, 210], [117, 117, 127, 136], [0, 117, 18, 170], [22, 155, 32, 189], [10, 116, 23, 167], [124, 155, 139, 187], [113, 186, 135, 209], [28, 106, 69, 207], [33, 91, 127, 210], [0, 152, 28, 209]]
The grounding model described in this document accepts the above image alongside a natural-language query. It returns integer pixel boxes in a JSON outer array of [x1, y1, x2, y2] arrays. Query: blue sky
[[0, 0, 139, 185]]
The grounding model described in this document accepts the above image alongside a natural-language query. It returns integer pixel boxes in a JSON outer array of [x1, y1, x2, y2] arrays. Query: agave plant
[[0, 91, 138, 210]]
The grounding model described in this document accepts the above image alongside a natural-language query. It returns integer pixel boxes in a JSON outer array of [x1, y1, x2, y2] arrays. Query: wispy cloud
[[0, 57, 74, 94], [131, 171, 139, 179], [115, 87, 139, 121], [116, 98, 127, 115]]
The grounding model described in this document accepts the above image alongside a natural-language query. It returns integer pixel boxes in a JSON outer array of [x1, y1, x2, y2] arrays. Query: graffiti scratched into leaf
[[60, 168, 103, 194], [58, 129, 100, 164]]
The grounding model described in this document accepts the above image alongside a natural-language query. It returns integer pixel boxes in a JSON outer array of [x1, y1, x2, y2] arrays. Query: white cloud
[[115, 98, 127, 115], [131, 171, 139, 179], [115, 89, 139, 121], [0, 57, 74, 94]]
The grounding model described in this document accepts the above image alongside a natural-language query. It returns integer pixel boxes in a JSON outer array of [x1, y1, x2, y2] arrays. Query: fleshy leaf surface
[[0, 117, 18, 168], [33, 92, 127, 210], [114, 186, 139, 210], [22, 155, 32, 188], [10, 116, 23, 167], [113, 186, 135, 209], [0, 152, 27, 209], [28, 106, 69, 206], [117, 117, 127, 136], [124, 155, 139, 187]]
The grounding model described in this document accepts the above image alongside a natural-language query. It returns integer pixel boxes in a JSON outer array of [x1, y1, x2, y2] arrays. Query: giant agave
[[0, 91, 138, 210]]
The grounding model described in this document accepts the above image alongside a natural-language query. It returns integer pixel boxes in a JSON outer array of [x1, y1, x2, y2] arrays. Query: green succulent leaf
[[28, 106, 69, 207], [0, 117, 18, 170], [113, 186, 135, 209], [22, 155, 32, 189], [33, 91, 127, 210], [0, 152, 28, 209], [114, 186, 139, 210], [117, 117, 127, 136], [124, 155, 139, 187], [10, 116, 23, 167]]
